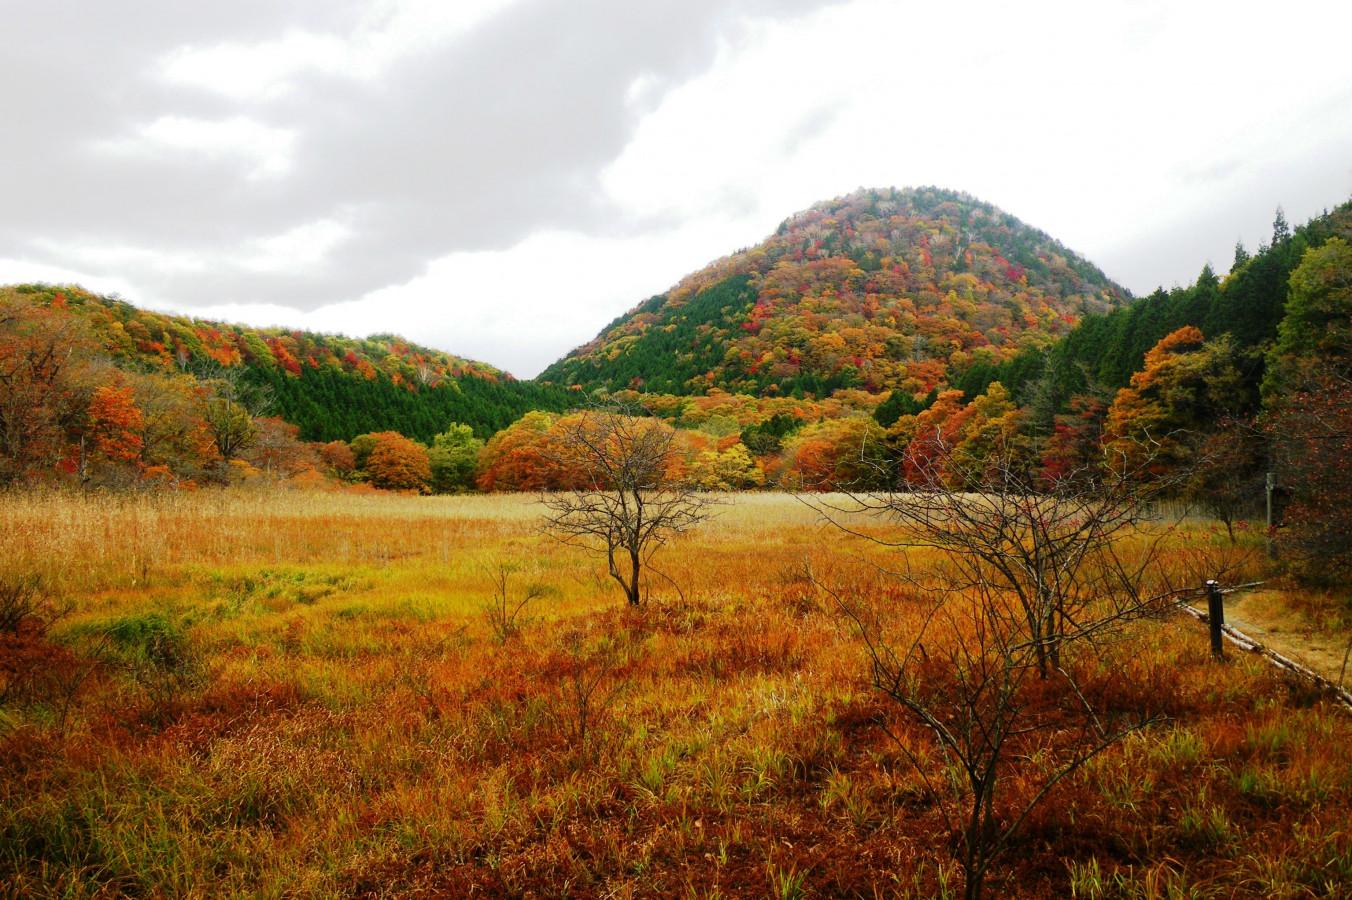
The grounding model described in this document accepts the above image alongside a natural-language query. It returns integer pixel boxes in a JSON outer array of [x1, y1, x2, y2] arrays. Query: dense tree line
[[248, 365, 571, 443], [942, 203, 1352, 582]]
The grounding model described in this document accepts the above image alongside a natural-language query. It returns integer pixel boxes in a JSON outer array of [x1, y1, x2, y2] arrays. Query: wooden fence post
[[1265, 472, 1276, 560], [1206, 580, 1224, 661]]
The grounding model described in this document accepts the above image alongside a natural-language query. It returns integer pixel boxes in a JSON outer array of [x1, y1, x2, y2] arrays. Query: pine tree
[[1273, 206, 1291, 245]]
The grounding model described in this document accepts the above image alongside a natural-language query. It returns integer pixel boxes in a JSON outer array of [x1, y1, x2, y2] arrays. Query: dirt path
[[1190, 589, 1352, 688]]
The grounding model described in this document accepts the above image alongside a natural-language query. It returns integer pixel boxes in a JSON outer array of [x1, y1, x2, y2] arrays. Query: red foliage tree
[[898, 389, 967, 484], [244, 417, 318, 476], [1039, 394, 1108, 485], [317, 440, 356, 477], [266, 338, 303, 376]]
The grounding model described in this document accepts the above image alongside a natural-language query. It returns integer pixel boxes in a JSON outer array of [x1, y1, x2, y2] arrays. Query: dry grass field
[[2, 489, 1351, 898]]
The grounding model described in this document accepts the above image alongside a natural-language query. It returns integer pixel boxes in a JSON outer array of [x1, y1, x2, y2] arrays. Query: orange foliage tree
[[1103, 327, 1248, 478], [365, 431, 431, 492], [244, 417, 318, 477], [88, 384, 144, 466], [317, 440, 356, 478], [0, 293, 96, 483], [782, 416, 890, 490], [476, 412, 580, 492]]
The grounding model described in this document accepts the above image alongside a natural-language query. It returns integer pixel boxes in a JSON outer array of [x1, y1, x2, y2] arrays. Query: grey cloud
[[1099, 136, 1352, 294], [1175, 159, 1244, 186], [3, 0, 842, 311], [780, 104, 842, 156]]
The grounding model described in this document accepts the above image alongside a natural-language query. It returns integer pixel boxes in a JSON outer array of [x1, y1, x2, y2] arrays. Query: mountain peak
[[541, 187, 1128, 398]]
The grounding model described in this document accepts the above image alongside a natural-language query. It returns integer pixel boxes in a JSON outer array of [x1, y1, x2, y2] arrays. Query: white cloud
[[0, 258, 141, 300], [160, 32, 350, 102], [239, 219, 354, 273], [159, 0, 521, 100], [26, 241, 207, 277], [601, 0, 1352, 291], [14, 217, 355, 301], [97, 115, 297, 179]]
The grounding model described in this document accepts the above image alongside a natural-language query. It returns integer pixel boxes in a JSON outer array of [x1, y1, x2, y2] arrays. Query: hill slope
[[540, 187, 1129, 398], [958, 199, 1352, 418], [2, 284, 569, 442]]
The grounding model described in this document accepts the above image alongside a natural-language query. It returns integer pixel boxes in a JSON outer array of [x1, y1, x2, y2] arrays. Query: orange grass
[[1, 489, 1350, 898]]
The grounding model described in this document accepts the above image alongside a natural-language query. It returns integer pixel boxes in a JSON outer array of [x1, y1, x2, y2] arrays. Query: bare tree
[[812, 437, 1206, 898], [821, 569, 1158, 900], [817, 434, 1192, 679], [411, 357, 441, 388], [542, 406, 712, 607], [554, 625, 628, 761]]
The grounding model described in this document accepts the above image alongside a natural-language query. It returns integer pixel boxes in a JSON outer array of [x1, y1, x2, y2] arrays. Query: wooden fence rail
[[1178, 582, 1352, 714]]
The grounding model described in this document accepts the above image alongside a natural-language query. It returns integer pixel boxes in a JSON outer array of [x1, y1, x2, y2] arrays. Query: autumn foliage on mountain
[[0, 284, 570, 447], [0, 284, 556, 490], [541, 186, 1128, 397]]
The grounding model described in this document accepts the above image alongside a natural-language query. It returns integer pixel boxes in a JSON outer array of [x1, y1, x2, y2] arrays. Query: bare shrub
[[551, 626, 628, 762], [481, 564, 545, 643], [817, 436, 1194, 679], [0, 573, 57, 635], [0, 572, 94, 735]]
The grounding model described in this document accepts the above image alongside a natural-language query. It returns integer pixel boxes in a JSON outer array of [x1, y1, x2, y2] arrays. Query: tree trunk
[[627, 546, 641, 606]]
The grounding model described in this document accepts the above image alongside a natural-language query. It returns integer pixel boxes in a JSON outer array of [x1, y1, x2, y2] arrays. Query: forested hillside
[[250, 365, 566, 444], [540, 187, 1129, 397], [1, 284, 570, 444], [952, 202, 1352, 424]]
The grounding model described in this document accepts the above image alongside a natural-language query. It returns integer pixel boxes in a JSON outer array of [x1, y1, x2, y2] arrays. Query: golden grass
[[0, 488, 1349, 898]]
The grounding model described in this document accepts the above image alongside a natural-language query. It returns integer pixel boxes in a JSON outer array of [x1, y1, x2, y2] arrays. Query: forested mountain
[[1, 284, 570, 443], [540, 187, 1129, 397]]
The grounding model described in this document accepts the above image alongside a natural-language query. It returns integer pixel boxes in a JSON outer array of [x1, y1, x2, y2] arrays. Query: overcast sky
[[4, 0, 1351, 377]]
